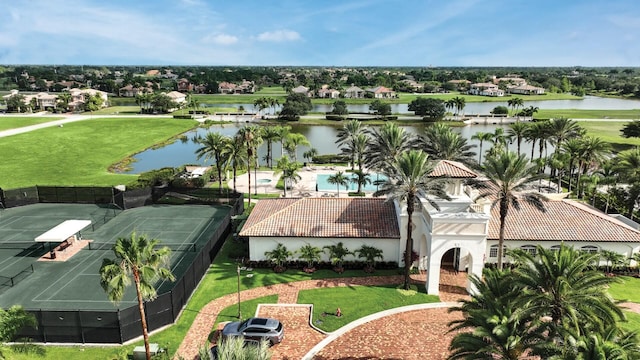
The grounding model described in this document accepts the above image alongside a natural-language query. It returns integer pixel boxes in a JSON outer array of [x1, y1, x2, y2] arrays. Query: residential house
[[118, 84, 152, 97], [447, 80, 471, 90], [493, 76, 526, 86], [165, 91, 187, 105], [316, 85, 340, 99], [68, 88, 109, 110], [177, 78, 194, 92], [145, 69, 160, 77], [400, 79, 423, 92], [292, 85, 312, 97], [343, 85, 365, 99], [218, 82, 237, 94], [507, 84, 545, 95], [240, 160, 640, 296], [468, 83, 505, 97], [366, 86, 396, 99]]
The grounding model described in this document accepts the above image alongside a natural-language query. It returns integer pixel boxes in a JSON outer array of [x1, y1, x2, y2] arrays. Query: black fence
[[13, 194, 241, 344], [0, 264, 35, 290]]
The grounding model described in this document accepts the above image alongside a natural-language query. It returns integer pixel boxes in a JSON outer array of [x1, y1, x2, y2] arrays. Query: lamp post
[[236, 263, 241, 319]]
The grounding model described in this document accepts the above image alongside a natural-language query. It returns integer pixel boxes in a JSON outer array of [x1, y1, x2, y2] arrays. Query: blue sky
[[0, 0, 638, 66]]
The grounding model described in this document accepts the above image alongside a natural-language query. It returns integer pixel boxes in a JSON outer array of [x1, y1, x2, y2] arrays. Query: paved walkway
[[174, 271, 470, 360]]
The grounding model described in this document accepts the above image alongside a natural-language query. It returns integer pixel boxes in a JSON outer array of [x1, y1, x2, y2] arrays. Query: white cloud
[[257, 30, 301, 42], [203, 33, 238, 45]]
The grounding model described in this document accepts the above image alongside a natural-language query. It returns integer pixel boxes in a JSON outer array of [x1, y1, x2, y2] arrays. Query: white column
[[426, 259, 441, 295], [466, 256, 483, 295]]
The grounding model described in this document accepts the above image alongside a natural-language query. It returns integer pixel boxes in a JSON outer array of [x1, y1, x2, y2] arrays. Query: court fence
[[15, 194, 242, 344], [0, 264, 34, 290]]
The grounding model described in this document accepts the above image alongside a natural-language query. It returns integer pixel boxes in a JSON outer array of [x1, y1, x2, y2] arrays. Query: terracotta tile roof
[[488, 199, 640, 242], [430, 160, 477, 178], [239, 198, 400, 239]]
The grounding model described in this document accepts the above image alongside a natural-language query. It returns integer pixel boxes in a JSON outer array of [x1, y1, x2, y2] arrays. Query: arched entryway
[[425, 240, 484, 296]]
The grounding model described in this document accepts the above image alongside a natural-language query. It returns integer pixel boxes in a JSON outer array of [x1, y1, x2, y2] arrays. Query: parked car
[[221, 317, 284, 345]]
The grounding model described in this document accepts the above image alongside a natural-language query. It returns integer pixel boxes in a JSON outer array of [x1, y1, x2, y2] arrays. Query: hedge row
[[246, 260, 399, 271]]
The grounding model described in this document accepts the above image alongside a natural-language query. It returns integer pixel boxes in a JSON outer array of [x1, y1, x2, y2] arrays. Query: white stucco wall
[[250, 237, 400, 263]]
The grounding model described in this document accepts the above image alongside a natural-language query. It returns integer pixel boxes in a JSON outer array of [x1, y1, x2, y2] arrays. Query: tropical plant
[[470, 151, 547, 269], [99, 233, 175, 360], [633, 252, 640, 275], [364, 122, 417, 172], [323, 242, 353, 271], [331, 100, 348, 115], [336, 120, 366, 170], [264, 243, 292, 272], [275, 156, 301, 197], [507, 97, 524, 116], [621, 120, 640, 139], [56, 92, 72, 112], [283, 133, 310, 162], [419, 123, 477, 166], [374, 150, 450, 289], [355, 245, 384, 272], [471, 131, 494, 164], [225, 136, 247, 193], [303, 148, 318, 164], [350, 169, 371, 194], [452, 96, 466, 116], [0, 305, 37, 343], [195, 132, 230, 189], [297, 244, 323, 271], [261, 126, 281, 168], [327, 171, 349, 196], [237, 125, 263, 203], [600, 249, 625, 273], [214, 336, 272, 360], [507, 122, 528, 156]]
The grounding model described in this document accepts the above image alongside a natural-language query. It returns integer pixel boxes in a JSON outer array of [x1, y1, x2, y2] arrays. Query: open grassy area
[[0, 116, 62, 131], [536, 109, 640, 120], [298, 285, 439, 332], [578, 121, 640, 150], [213, 295, 279, 329], [608, 276, 640, 302], [0, 117, 198, 189], [86, 106, 141, 115]]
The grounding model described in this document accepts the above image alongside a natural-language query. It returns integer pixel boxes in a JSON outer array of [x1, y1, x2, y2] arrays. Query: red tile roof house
[[240, 160, 640, 296]]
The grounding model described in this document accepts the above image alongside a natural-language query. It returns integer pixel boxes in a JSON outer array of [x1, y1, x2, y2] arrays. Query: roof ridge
[[563, 200, 640, 234]]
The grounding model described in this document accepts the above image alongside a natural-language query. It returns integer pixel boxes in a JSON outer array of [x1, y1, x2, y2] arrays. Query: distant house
[[177, 78, 194, 92], [68, 88, 109, 109], [493, 76, 526, 86], [343, 85, 365, 99], [146, 69, 160, 77], [218, 80, 255, 94], [447, 80, 471, 90], [507, 84, 545, 95], [366, 86, 396, 99], [218, 82, 236, 94], [292, 85, 312, 97], [316, 86, 340, 99], [468, 83, 505, 97], [165, 91, 187, 105], [401, 79, 423, 92], [119, 85, 152, 97]]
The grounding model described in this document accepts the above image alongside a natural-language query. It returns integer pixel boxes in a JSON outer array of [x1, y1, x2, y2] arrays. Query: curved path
[[174, 272, 469, 360]]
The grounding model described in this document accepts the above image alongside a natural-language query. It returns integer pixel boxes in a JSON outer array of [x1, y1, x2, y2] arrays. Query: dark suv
[[221, 317, 284, 345]]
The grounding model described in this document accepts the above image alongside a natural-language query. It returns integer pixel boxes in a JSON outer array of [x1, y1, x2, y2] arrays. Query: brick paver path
[[175, 271, 470, 360]]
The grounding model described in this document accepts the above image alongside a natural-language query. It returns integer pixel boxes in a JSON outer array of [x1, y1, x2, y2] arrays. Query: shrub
[[348, 192, 366, 197], [325, 115, 346, 121], [173, 114, 193, 119], [312, 154, 350, 164]]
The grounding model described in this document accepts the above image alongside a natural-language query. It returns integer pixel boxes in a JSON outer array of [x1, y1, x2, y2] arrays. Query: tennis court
[[0, 203, 231, 311]]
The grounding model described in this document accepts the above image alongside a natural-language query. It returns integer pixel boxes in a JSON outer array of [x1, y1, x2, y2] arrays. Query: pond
[[124, 123, 551, 174]]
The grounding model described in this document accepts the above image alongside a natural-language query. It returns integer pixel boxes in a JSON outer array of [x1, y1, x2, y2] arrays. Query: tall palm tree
[[327, 171, 349, 196], [471, 151, 547, 269], [283, 133, 311, 162], [548, 117, 582, 158], [561, 138, 585, 194], [225, 135, 247, 193], [453, 96, 466, 116], [261, 125, 281, 168], [507, 121, 529, 156], [276, 125, 291, 157], [351, 169, 372, 194], [194, 132, 230, 189], [303, 148, 318, 164], [364, 122, 417, 172], [507, 97, 524, 117], [340, 133, 369, 190], [419, 123, 477, 166], [511, 245, 624, 344], [56, 92, 72, 112], [374, 150, 450, 289], [100, 233, 175, 360], [275, 156, 301, 197], [336, 120, 366, 170], [237, 125, 262, 203], [596, 160, 619, 213], [471, 131, 494, 164], [576, 136, 610, 198]]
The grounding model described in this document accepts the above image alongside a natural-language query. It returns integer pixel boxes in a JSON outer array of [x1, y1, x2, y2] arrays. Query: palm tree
[[364, 122, 417, 172], [56, 92, 72, 112], [340, 133, 369, 189], [576, 136, 610, 198], [225, 136, 247, 193], [548, 118, 582, 174], [336, 120, 366, 170], [471, 151, 547, 269], [283, 133, 310, 162], [600, 249, 625, 273], [448, 268, 545, 360], [374, 150, 450, 289], [99, 233, 175, 360], [264, 243, 292, 272], [327, 171, 349, 196], [351, 170, 371, 194], [507, 97, 524, 117], [237, 125, 262, 203], [511, 245, 624, 344], [452, 96, 466, 116], [276, 125, 291, 157], [302, 148, 318, 164], [574, 326, 640, 360], [195, 132, 230, 189], [297, 244, 323, 271], [355, 244, 384, 273], [444, 99, 456, 115], [323, 242, 353, 272], [471, 131, 494, 164], [419, 123, 477, 166], [507, 122, 529, 156], [561, 138, 585, 194], [261, 126, 281, 168], [275, 156, 301, 198]]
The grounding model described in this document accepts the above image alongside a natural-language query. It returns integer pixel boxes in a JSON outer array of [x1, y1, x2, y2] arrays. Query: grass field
[[536, 109, 640, 119], [0, 117, 197, 189], [578, 121, 640, 149], [0, 116, 62, 131]]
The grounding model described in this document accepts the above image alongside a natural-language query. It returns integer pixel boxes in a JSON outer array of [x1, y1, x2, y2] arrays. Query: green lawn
[[86, 106, 141, 115], [0, 116, 62, 131], [608, 276, 640, 302], [536, 109, 640, 120], [213, 295, 279, 329], [297, 285, 439, 332], [0, 117, 198, 189], [578, 121, 640, 150]]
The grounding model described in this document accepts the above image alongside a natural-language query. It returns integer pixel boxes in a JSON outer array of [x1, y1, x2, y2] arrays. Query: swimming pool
[[316, 173, 387, 192], [257, 179, 272, 184]]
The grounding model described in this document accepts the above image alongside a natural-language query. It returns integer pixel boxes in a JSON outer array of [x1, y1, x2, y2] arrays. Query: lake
[[125, 123, 549, 173]]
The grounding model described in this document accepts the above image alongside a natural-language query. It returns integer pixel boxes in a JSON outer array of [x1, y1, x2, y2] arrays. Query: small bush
[[312, 154, 350, 164], [173, 114, 194, 119], [325, 115, 346, 121], [348, 192, 366, 197]]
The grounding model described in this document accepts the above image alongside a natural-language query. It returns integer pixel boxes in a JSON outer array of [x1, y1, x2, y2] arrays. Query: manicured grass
[[578, 121, 640, 149], [298, 285, 439, 332], [86, 106, 141, 115], [0, 117, 198, 189], [536, 109, 640, 120], [0, 345, 124, 360], [621, 311, 640, 332], [608, 276, 640, 302], [0, 116, 62, 131], [213, 295, 279, 329]]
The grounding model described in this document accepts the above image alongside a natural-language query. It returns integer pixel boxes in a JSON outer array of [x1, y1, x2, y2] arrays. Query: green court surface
[[0, 203, 230, 310]]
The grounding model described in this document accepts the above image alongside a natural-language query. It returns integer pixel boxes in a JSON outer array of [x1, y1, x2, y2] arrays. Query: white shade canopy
[[35, 220, 91, 243]]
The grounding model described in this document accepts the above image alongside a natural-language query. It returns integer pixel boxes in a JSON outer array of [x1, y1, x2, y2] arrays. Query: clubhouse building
[[240, 161, 640, 296]]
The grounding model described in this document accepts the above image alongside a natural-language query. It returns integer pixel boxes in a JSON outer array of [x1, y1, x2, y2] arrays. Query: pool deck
[[229, 166, 380, 198]]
